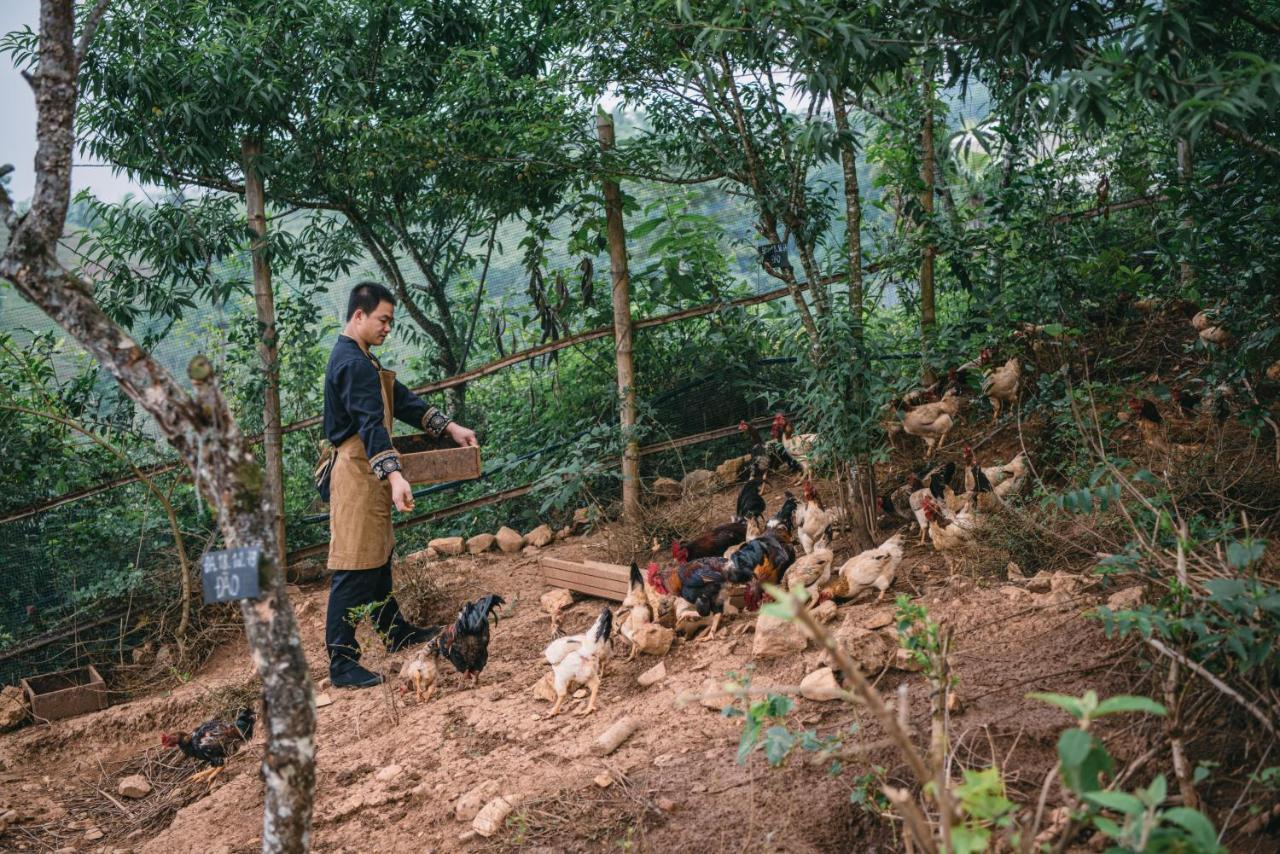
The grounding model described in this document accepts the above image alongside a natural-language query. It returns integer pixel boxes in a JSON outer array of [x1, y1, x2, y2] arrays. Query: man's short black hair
[[346, 281, 396, 320]]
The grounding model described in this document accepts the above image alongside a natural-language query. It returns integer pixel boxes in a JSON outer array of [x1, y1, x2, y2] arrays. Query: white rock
[[812, 600, 839, 624], [472, 796, 516, 837], [591, 716, 639, 757], [466, 533, 496, 554], [752, 613, 808, 659], [495, 526, 525, 554], [1051, 571, 1084, 596], [631, 623, 674, 657], [824, 619, 892, 674], [1006, 561, 1026, 580], [1106, 587, 1145, 610], [429, 536, 465, 556], [0, 686, 27, 731], [531, 673, 557, 703], [526, 524, 554, 548], [863, 610, 895, 630], [699, 678, 734, 710], [117, 774, 151, 799], [540, 588, 574, 615], [455, 780, 501, 822], [999, 585, 1032, 603], [682, 469, 717, 495], [375, 764, 402, 783], [315, 692, 334, 708], [650, 477, 682, 499], [1027, 571, 1052, 593], [800, 668, 845, 702], [637, 662, 667, 688]]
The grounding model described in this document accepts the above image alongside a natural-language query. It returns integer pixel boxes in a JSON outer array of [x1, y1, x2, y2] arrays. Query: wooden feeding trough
[[21, 665, 108, 722], [539, 557, 630, 601], [392, 433, 481, 485]]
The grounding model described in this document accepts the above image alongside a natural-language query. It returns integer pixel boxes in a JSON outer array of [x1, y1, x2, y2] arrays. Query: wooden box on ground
[[21, 665, 108, 722], [540, 557, 630, 601], [392, 434, 481, 485]]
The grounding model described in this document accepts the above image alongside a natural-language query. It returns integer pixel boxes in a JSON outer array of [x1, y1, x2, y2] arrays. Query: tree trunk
[[832, 92, 876, 551], [1177, 137, 1195, 289], [242, 137, 287, 572], [0, 5, 315, 851], [919, 75, 937, 386], [596, 111, 641, 527]]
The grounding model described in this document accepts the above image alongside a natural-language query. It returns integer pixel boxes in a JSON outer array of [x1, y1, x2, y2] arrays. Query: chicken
[[1191, 309, 1231, 346], [784, 547, 834, 603], [962, 447, 1029, 511], [734, 477, 766, 526], [879, 475, 918, 528], [796, 478, 834, 555], [646, 557, 738, 640], [161, 706, 255, 788], [672, 520, 747, 564], [620, 562, 654, 660], [818, 534, 904, 603], [740, 419, 801, 477], [399, 651, 439, 704], [922, 496, 978, 573], [901, 387, 963, 458], [544, 607, 612, 716], [430, 593, 505, 687], [909, 461, 957, 545], [1127, 398, 1202, 458], [981, 353, 1021, 422], [773, 413, 817, 473]]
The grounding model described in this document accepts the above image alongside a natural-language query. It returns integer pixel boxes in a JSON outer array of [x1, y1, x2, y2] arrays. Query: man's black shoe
[[388, 624, 443, 653], [331, 663, 384, 689]]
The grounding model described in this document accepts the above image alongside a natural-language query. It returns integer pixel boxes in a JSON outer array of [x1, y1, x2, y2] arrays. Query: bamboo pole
[[918, 75, 937, 387], [596, 110, 641, 527], [242, 138, 287, 570]]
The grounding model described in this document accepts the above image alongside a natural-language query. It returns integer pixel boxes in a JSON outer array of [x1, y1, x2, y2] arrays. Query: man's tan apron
[[328, 367, 397, 570]]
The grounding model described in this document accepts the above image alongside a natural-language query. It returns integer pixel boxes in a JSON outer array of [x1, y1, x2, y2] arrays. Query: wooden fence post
[[919, 74, 937, 387], [596, 110, 641, 527], [241, 138, 287, 570]]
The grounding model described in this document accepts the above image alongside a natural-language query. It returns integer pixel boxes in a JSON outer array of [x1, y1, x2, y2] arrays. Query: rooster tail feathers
[[234, 706, 256, 739], [457, 594, 505, 633], [629, 562, 643, 590]]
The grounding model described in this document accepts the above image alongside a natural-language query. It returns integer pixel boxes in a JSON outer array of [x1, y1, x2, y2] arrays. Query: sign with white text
[[202, 546, 261, 604]]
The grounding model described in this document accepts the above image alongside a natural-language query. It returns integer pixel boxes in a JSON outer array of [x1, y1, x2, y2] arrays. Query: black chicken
[[734, 477, 766, 525], [430, 594, 505, 686], [161, 706, 255, 787]]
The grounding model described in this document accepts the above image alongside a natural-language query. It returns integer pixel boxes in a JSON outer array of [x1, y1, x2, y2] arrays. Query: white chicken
[[819, 534, 905, 603], [909, 462, 958, 545], [773, 413, 817, 473], [901, 387, 963, 458], [544, 607, 613, 716], [962, 448, 1030, 512], [619, 563, 653, 661], [399, 651, 438, 704], [784, 547, 834, 603], [922, 496, 979, 573], [796, 479, 835, 555]]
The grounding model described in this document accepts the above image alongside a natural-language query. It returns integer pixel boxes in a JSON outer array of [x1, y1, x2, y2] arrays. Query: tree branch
[[75, 0, 112, 66]]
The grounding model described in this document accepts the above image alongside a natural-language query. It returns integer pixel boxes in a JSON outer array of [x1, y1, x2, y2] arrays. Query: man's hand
[[446, 421, 479, 448], [388, 471, 415, 513]]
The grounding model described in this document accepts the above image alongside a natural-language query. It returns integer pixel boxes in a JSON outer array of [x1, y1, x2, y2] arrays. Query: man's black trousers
[[324, 556, 414, 676]]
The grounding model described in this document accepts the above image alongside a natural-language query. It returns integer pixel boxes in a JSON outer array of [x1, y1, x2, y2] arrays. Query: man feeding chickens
[[321, 282, 479, 689]]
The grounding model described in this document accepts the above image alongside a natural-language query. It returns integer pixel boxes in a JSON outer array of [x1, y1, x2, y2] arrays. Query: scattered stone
[[637, 662, 667, 688], [531, 673, 557, 703], [947, 692, 965, 716], [1027, 572, 1052, 593], [824, 619, 892, 674], [495, 526, 525, 554], [472, 796, 516, 837], [0, 686, 27, 731], [591, 717, 639, 757], [752, 613, 808, 659], [656, 797, 678, 813], [117, 774, 151, 799], [557, 526, 573, 540], [892, 648, 923, 672], [423, 546, 440, 561], [593, 772, 613, 788], [573, 689, 588, 700], [466, 533, 496, 554], [699, 678, 733, 710], [1050, 571, 1084, 596], [681, 469, 717, 495], [800, 668, 845, 703], [375, 764, 402, 783], [522, 545, 541, 556], [429, 536, 465, 556], [85, 827, 104, 841], [715, 455, 751, 484], [526, 524, 555, 548], [1106, 587, 1145, 611], [631, 623, 674, 657], [651, 477, 682, 500], [458, 830, 478, 843], [540, 588, 574, 616], [862, 610, 895, 630], [455, 780, 502, 822], [999, 585, 1032, 603], [811, 600, 839, 624], [1006, 561, 1026, 580], [0, 809, 17, 832], [315, 692, 334, 708]]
